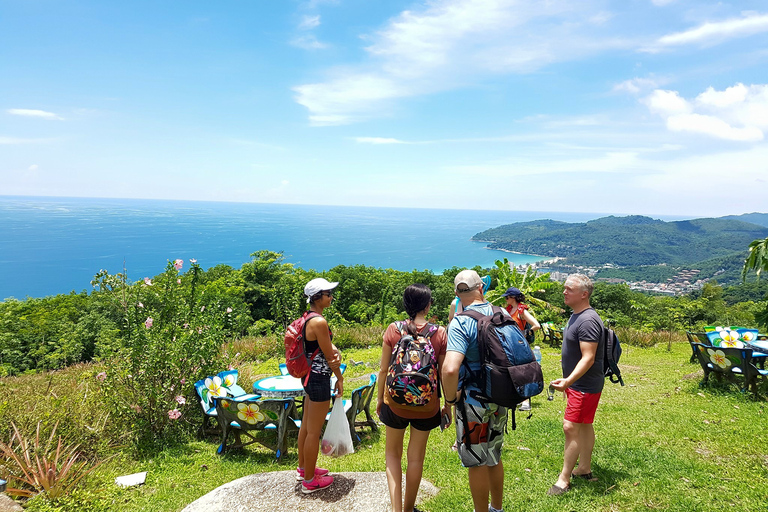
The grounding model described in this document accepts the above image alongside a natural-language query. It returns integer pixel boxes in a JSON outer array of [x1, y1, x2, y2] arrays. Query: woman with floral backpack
[[376, 284, 451, 512]]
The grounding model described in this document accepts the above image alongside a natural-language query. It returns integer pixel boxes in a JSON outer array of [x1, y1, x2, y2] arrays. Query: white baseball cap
[[304, 278, 339, 302], [454, 269, 483, 294]]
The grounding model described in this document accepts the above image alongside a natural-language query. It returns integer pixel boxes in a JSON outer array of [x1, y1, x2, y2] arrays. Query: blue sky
[[2, 0, 767, 217]]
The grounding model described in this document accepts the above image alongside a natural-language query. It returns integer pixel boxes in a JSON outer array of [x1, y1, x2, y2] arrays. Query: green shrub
[[96, 260, 226, 452]]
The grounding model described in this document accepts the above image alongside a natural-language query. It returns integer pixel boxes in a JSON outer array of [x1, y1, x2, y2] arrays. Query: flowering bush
[[96, 259, 227, 450]]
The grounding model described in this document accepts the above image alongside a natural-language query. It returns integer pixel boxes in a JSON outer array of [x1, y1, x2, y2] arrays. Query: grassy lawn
[[14, 342, 768, 512]]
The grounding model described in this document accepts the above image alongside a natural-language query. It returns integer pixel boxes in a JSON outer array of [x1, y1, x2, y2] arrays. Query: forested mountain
[[472, 215, 768, 281], [721, 212, 768, 228]]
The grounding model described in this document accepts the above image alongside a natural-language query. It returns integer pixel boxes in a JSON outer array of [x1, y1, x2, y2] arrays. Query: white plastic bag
[[321, 398, 354, 457]]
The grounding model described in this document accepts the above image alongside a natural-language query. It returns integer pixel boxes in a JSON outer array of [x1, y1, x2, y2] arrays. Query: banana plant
[[486, 258, 560, 313], [742, 237, 768, 281]]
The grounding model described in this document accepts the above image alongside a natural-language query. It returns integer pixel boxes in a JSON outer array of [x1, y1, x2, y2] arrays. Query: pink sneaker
[[301, 474, 334, 494], [296, 467, 330, 481]]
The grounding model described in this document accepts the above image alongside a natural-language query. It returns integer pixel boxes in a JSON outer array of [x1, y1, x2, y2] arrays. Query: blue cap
[[502, 287, 522, 297]]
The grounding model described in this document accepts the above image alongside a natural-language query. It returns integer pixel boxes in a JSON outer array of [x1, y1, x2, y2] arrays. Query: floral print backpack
[[386, 321, 439, 406]]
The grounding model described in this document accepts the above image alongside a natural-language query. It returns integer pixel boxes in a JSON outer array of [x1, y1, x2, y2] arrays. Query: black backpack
[[458, 306, 544, 408], [602, 322, 624, 386]]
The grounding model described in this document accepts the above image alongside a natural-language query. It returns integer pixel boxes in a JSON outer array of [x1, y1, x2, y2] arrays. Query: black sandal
[[572, 472, 598, 481], [547, 483, 570, 496]]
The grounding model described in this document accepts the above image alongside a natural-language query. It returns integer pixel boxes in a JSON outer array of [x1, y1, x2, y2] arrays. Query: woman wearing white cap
[[297, 277, 344, 493]]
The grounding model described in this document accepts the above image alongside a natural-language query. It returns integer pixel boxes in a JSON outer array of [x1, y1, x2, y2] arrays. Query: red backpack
[[284, 311, 320, 382]]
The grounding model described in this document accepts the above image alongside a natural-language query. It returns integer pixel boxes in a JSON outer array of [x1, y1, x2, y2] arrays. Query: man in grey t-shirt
[[548, 274, 605, 496]]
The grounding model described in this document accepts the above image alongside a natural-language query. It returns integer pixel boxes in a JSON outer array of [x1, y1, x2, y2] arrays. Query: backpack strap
[[301, 311, 323, 386]]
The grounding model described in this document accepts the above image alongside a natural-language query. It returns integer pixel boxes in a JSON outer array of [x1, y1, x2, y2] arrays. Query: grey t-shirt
[[561, 307, 604, 393]]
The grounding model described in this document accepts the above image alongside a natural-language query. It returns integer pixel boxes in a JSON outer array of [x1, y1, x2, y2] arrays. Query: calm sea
[[1, 196, 614, 299]]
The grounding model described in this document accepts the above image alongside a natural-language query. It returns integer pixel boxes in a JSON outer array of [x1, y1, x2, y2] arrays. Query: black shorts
[[378, 403, 441, 432], [303, 371, 331, 403]]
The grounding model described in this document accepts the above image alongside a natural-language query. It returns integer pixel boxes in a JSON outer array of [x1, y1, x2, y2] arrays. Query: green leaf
[[263, 410, 278, 421]]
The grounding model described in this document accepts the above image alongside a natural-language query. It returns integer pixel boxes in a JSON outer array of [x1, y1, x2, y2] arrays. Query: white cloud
[[291, 34, 328, 50], [642, 83, 768, 141], [7, 108, 63, 120], [650, 0, 676, 6], [666, 113, 763, 142], [642, 90, 692, 116], [299, 15, 321, 30], [646, 12, 768, 51], [294, 74, 405, 125], [613, 77, 661, 94], [0, 136, 54, 144], [28, 164, 39, 171], [293, 0, 629, 125], [354, 137, 407, 144]]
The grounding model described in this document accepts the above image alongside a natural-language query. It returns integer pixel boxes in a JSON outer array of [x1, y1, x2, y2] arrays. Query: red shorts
[[564, 388, 601, 424]]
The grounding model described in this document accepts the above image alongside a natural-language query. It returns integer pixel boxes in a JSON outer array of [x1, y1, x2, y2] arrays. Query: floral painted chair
[[193, 369, 260, 436], [214, 396, 298, 460], [692, 342, 768, 394]]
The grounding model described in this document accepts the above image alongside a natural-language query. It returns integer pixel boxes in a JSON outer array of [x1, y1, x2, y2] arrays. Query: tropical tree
[[742, 237, 768, 281], [486, 259, 560, 315]]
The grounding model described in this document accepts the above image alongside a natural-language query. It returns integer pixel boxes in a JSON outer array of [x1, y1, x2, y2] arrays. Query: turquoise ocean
[[2, 196, 616, 300]]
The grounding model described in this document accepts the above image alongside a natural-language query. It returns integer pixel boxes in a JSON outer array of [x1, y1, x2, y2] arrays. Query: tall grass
[[614, 326, 685, 349]]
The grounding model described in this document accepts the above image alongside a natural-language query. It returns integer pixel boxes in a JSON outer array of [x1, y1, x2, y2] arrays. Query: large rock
[[182, 471, 439, 512], [0, 493, 23, 512]]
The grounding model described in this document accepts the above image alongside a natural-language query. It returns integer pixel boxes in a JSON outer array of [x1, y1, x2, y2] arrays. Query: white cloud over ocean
[[7, 109, 63, 120], [293, 0, 628, 126], [642, 84, 768, 142]]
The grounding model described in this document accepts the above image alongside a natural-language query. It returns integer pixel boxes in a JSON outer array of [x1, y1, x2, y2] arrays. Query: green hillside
[[472, 215, 768, 282], [721, 212, 768, 228]]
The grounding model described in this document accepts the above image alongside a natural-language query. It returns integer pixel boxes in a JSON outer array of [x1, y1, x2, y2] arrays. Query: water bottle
[[533, 345, 542, 364]]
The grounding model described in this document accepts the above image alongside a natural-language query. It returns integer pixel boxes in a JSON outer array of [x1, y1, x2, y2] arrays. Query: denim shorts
[[303, 371, 331, 403], [378, 403, 441, 432]]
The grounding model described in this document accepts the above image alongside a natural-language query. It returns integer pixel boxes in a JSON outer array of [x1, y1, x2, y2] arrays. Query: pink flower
[[190, 258, 197, 264], [226, 307, 233, 313], [173, 259, 183, 270], [96, 372, 107, 382], [144, 277, 152, 286], [175, 395, 186, 405], [137, 302, 144, 308], [180, 378, 186, 385], [197, 327, 203, 334], [145, 317, 153, 329], [168, 409, 182, 420], [130, 404, 141, 413], [177, 278, 182, 284], [183, 323, 189, 329], [228, 364, 234, 371]]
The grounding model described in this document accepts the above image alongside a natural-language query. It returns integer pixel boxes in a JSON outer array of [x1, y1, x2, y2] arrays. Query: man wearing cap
[[547, 274, 604, 496], [441, 269, 509, 512]]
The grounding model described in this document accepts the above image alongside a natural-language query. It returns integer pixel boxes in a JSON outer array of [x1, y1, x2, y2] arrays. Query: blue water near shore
[[0, 196, 623, 299]]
